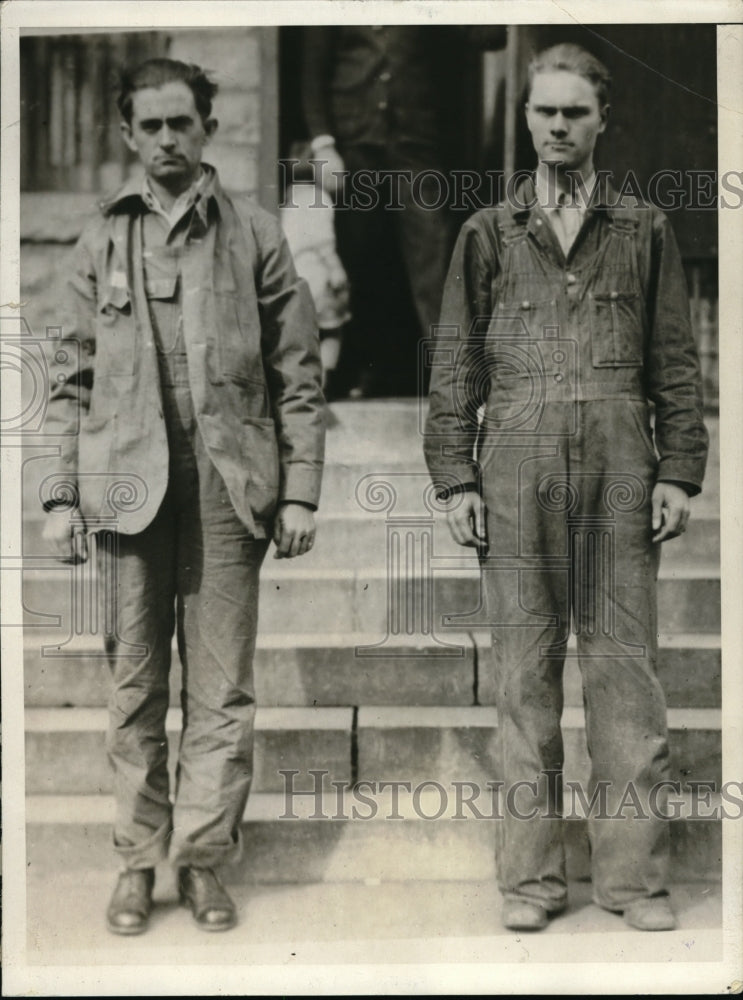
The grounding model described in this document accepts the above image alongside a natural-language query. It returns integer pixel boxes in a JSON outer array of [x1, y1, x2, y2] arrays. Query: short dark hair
[[117, 57, 219, 124], [527, 43, 611, 107]]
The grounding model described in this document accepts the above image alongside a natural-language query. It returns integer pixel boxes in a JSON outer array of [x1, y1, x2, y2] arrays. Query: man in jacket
[[42, 58, 325, 935], [425, 44, 708, 932]]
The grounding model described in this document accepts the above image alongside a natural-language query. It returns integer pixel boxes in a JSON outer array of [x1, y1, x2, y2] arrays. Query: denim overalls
[[478, 200, 673, 913]]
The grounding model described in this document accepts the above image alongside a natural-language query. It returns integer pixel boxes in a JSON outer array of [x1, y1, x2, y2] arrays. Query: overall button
[[379, 70, 391, 82], [566, 273, 577, 285], [610, 291, 619, 300], [378, 100, 388, 111], [520, 300, 530, 310]]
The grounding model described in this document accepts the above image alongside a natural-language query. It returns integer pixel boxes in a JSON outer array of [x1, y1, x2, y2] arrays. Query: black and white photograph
[[1, 1, 741, 994]]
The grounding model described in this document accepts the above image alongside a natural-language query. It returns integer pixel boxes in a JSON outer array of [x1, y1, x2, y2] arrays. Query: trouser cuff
[[171, 829, 243, 871], [113, 818, 172, 869]]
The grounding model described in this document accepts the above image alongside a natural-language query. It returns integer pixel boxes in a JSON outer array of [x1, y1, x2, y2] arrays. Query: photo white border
[[2, 1, 741, 994]]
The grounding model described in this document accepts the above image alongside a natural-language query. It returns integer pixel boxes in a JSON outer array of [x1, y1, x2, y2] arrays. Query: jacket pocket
[[589, 290, 644, 367], [241, 416, 280, 520], [96, 285, 135, 375], [212, 290, 264, 387]]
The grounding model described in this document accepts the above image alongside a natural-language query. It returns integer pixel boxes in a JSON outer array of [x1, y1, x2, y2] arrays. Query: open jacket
[[45, 168, 325, 537]]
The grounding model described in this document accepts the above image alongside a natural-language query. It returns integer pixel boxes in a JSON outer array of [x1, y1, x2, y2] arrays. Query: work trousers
[[479, 398, 671, 912], [100, 346, 269, 871]]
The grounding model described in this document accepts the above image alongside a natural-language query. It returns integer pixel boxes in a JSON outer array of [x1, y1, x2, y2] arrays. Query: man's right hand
[[444, 490, 487, 550], [42, 512, 89, 564]]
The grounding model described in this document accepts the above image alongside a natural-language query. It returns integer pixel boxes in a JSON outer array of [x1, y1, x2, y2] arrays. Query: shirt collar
[[534, 166, 597, 214], [99, 162, 221, 223], [505, 172, 626, 223], [141, 167, 211, 229]]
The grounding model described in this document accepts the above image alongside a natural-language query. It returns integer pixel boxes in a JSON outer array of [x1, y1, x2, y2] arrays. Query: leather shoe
[[502, 899, 549, 931], [178, 867, 237, 931], [623, 896, 677, 931], [106, 868, 155, 935]]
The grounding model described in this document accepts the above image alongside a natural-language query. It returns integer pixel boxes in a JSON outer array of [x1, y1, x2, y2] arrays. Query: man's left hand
[[651, 482, 690, 542], [273, 502, 316, 558]]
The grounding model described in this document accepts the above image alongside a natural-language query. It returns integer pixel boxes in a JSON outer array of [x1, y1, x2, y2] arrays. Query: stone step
[[354, 706, 721, 791], [25, 791, 723, 882], [23, 631, 721, 709], [19, 562, 722, 635], [20, 506, 721, 569], [18, 405, 721, 510], [24, 632, 478, 709], [25, 704, 720, 796], [476, 632, 722, 709], [21, 871, 723, 969], [25, 707, 352, 795]]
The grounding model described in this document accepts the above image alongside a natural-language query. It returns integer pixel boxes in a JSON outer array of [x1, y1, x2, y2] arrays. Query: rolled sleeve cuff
[[656, 459, 705, 498], [280, 463, 323, 509]]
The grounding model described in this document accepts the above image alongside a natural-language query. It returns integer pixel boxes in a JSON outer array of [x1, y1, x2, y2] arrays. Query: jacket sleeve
[[645, 211, 709, 495], [42, 217, 100, 510], [253, 211, 326, 509], [424, 217, 494, 494]]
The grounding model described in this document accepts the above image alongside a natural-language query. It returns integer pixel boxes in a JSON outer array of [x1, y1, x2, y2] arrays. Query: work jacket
[[44, 167, 325, 537], [424, 176, 708, 497]]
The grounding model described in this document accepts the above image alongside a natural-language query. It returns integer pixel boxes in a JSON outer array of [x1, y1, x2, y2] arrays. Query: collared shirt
[[141, 167, 210, 233], [535, 168, 596, 256], [140, 168, 215, 342]]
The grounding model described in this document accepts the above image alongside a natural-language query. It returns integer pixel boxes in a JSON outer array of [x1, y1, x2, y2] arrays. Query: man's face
[[525, 70, 607, 174], [121, 80, 216, 189]]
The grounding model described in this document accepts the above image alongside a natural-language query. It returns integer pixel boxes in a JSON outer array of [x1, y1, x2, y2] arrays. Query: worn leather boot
[[623, 896, 677, 931], [501, 899, 549, 931], [178, 866, 237, 931], [106, 868, 155, 935]]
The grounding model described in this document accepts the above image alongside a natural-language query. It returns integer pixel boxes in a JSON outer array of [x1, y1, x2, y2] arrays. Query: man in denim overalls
[[425, 44, 708, 932]]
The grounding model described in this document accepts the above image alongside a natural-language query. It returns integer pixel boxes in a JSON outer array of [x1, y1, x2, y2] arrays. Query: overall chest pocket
[[589, 289, 645, 367], [486, 297, 561, 379], [96, 284, 135, 375]]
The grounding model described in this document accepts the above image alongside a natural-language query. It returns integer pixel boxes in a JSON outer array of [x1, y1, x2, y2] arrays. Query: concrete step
[[25, 791, 723, 882], [21, 871, 722, 971], [19, 401, 720, 518], [20, 506, 721, 569], [23, 631, 721, 709], [476, 632, 722, 709], [354, 706, 721, 791], [24, 632, 478, 708], [25, 707, 353, 795], [25, 704, 721, 796], [20, 561, 722, 636]]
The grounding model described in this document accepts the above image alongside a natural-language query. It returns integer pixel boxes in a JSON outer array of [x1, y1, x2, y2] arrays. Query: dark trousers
[[334, 143, 452, 395], [479, 399, 670, 911], [101, 352, 269, 870]]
